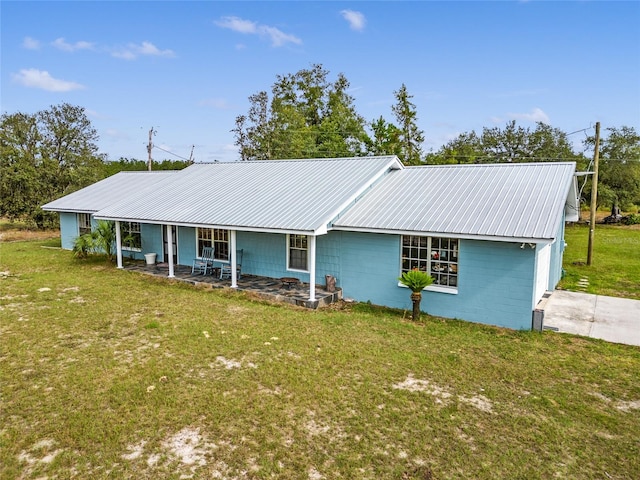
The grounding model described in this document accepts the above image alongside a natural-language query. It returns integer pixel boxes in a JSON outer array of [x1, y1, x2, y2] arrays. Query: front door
[[163, 225, 178, 264]]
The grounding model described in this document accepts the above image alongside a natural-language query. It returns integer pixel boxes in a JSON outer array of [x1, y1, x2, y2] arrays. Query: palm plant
[[398, 269, 434, 321], [72, 220, 116, 261], [91, 220, 116, 261]]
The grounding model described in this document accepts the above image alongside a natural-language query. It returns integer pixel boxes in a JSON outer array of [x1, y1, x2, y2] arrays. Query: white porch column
[[166, 224, 175, 278], [309, 235, 316, 302], [230, 229, 237, 288], [115, 220, 123, 269]]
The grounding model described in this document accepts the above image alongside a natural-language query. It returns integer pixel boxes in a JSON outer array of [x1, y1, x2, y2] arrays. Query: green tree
[[429, 121, 585, 166], [367, 116, 403, 157], [584, 126, 640, 210], [103, 157, 189, 176], [426, 131, 483, 164], [391, 84, 425, 165], [233, 64, 369, 160], [0, 112, 41, 221], [0, 103, 105, 228]]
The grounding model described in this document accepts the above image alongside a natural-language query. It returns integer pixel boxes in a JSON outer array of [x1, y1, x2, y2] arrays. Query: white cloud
[[508, 107, 550, 124], [111, 41, 175, 60], [491, 108, 550, 125], [215, 16, 302, 47], [12, 68, 85, 92], [340, 10, 366, 31], [217, 16, 258, 34], [51, 37, 94, 52], [23, 37, 41, 50]]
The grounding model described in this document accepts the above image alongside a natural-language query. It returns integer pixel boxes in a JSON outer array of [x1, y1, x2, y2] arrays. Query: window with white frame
[[121, 222, 141, 251], [213, 229, 229, 261], [78, 213, 91, 236], [401, 236, 459, 288], [197, 228, 229, 261], [288, 234, 308, 271]]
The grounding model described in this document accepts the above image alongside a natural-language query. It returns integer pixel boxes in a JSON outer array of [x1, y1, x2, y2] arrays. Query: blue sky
[[2, 1, 639, 163]]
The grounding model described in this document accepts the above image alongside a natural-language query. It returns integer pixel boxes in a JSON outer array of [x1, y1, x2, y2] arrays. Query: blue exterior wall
[[57, 210, 542, 329], [337, 232, 537, 330], [177, 227, 196, 266], [59, 212, 78, 250], [201, 230, 343, 284]]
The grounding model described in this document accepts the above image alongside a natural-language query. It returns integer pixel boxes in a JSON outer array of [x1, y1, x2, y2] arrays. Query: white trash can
[[144, 253, 157, 265]]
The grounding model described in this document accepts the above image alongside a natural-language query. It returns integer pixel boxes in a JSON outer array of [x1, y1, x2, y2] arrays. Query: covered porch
[[123, 262, 342, 309]]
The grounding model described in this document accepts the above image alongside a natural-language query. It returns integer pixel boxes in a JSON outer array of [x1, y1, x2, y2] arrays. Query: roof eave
[[329, 225, 554, 244]]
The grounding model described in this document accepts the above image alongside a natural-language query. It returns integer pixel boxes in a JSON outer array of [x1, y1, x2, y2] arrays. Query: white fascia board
[[319, 157, 404, 233], [329, 225, 554, 244], [42, 207, 97, 213], [93, 215, 320, 236]]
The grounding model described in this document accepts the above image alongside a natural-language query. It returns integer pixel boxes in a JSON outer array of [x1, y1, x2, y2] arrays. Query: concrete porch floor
[[123, 262, 342, 309]]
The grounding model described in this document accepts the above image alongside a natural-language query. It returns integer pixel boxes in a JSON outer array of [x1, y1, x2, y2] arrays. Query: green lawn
[[1, 238, 639, 479], [560, 223, 640, 299]]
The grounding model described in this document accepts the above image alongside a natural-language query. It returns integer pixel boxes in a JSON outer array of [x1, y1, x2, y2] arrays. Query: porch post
[[166, 224, 175, 278], [309, 234, 316, 301], [115, 220, 123, 269], [230, 229, 237, 288]]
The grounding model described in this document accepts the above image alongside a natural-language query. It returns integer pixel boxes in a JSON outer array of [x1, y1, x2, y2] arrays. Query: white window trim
[[400, 235, 459, 293], [213, 229, 230, 263], [287, 234, 309, 273], [121, 222, 142, 252], [78, 213, 91, 236], [195, 228, 230, 262], [397, 282, 458, 295]]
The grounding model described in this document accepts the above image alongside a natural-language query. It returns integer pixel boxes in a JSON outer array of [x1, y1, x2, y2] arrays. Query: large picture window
[[197, 228, 229, 261], [78, 213, 91, 236], [401, 236, 459, 288], [121, 222, 141, 251], [288, 234, 308, 271]]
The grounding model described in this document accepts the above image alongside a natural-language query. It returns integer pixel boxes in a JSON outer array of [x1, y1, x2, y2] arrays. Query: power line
[[566, 124, 594, 136], [153, 145, 192, 162]]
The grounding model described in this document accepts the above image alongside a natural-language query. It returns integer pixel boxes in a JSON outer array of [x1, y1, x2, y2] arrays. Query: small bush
[[622, 213, 640, 225], [72, 234, 95, 259]]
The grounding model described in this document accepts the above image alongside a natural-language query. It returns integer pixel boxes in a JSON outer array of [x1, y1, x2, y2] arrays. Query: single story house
[[43, 156, 579, 330]]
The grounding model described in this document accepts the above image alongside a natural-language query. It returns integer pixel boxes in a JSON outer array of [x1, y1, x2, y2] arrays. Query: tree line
[[2, 64, 639, 228], [0, 104, 188, 228], [233, 64, 639, 212]]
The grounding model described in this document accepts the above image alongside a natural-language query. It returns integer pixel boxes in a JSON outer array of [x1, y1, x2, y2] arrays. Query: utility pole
[[587, 122, 601, 266], [147, 127, 155, 171], [188, 145, 195, 165]]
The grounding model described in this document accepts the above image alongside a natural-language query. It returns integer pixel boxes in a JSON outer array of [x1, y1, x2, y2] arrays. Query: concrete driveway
[[542, 290, 640, 347]]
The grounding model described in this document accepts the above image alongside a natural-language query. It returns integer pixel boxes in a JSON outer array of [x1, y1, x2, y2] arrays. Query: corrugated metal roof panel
[[95, 156, 401, 233], [41, 171, 177, 213], [332, 162, 576, 240]]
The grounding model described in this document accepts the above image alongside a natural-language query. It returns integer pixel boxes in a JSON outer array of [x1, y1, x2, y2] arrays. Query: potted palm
[[398, 268, 434, 321]]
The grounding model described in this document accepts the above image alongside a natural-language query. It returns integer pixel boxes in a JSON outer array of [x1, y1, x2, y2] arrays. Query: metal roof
[[95, 156, 402, 234], [332, 162, 577, 241], [42, 171, 176, 213]]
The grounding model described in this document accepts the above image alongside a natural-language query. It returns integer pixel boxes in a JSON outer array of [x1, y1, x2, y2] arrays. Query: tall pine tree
[[391, 84, 425, 165]]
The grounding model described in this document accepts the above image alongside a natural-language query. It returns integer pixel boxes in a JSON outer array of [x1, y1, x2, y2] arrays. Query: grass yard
[[1, 238, 639, 479], [560, 223, 640, 299]]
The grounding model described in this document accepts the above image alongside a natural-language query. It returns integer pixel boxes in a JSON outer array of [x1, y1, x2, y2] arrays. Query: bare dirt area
[[0, 221, 60, 243]]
